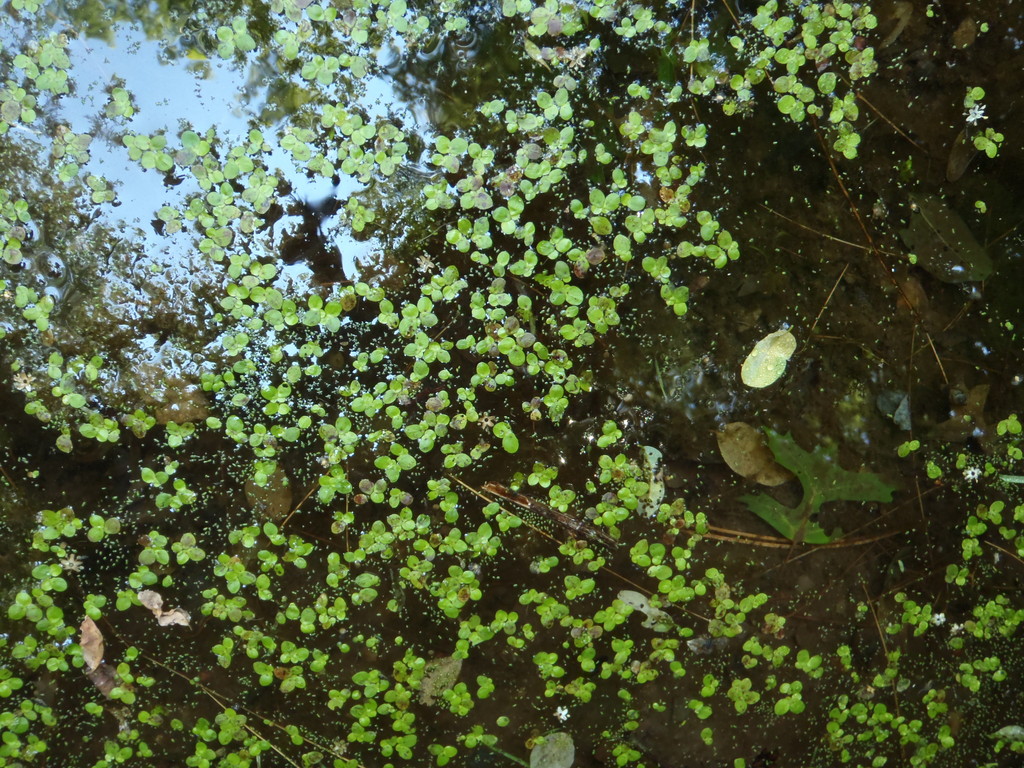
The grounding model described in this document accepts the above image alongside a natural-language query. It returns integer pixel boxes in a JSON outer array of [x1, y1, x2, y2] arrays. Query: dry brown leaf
[[80, 617, 125, 697], [156, 607, 191, 627], [245, 466, 293, 520], [716, 422, 794, 487], [951, 16, 977, 48], [880, 1, 912, 49], [86, 662, 119, 698], [946, 129, 977, 183], [137, 589, 164, 613], [79, 617, 104, 672], [138, 589, 191, 627], [932, 384, 989, 443], [418, 656, 462, 706], [896, 276, 929, 315]]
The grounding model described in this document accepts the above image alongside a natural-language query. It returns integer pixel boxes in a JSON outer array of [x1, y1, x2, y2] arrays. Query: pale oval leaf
[[741, 329, 796, 388], [531, 731, 574, 768], [617, 589, 648, 611], [991, 725, 1024, 742], [616, 590, 673, 632], [639, 445, 665, 516]]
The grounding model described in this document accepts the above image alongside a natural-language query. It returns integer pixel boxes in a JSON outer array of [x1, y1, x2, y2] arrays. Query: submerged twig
[[805, 263, 848, 344], [481, 481, 619, 549], [281, 481, 318, 528], [451, 476, 713, 622]]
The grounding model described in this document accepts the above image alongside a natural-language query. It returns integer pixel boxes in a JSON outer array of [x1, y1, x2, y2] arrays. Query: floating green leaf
[[740, 430, 895, 543]]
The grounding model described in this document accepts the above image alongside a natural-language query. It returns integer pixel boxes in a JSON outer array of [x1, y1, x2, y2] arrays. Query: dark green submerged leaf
[[740, 430, 896, 544]]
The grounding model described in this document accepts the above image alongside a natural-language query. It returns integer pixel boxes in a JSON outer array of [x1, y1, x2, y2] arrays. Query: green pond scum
[[0, 0, 1022, 766]]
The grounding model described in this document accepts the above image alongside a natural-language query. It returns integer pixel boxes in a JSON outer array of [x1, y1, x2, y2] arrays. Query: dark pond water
[[1, 1, 1023, 767]]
